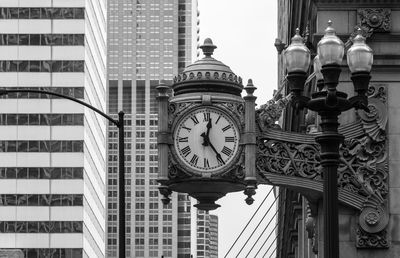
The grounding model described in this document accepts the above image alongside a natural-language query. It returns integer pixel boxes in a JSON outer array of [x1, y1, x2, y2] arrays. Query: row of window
[[0, 221, 82, 233], [0, 60, 84, 72], [0, 34, 84, 46], [0, 87, 84, 99], [0, 114, 84, 126], [0, 194, 83, 206], [0, 8, 85, 19], [1, 249, 82, 258], [0, 140, 83, 152], [0, 167, 83, 179]]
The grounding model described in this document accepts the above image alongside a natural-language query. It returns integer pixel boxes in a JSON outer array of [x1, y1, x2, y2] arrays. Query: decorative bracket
[[256, 84, 389, 248]]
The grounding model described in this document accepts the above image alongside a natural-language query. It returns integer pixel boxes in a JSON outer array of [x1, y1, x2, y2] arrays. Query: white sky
[[197, 0, 278, 257]]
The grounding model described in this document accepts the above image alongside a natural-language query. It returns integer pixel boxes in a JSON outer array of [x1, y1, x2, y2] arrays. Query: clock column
[[243, 79, 258, 204], [156, 81, 172, 204]]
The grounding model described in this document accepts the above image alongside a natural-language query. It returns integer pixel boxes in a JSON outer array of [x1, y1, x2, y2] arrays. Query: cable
[[235, 193, 279, 257], [245, 204, 280, 258], [224, 186, 274, 258], [268, 246, 277, 258], [252, 222, 278, 257], [262, 236, 276, 258], [254, 196, 282, 257]]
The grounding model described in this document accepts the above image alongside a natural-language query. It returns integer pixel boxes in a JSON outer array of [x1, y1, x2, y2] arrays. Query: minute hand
[[208, 140, 225, 165]]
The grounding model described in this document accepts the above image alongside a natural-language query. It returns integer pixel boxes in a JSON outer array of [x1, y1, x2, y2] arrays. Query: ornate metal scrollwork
[[256, 84, 389, 249]]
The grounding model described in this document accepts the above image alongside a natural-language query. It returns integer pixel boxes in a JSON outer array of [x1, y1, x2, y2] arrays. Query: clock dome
[[172, 38, 243, 96]]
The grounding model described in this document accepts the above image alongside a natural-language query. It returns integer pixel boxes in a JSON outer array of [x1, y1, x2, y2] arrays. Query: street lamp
[[0, 89, 127, 258], [284, 21, 373, 258]]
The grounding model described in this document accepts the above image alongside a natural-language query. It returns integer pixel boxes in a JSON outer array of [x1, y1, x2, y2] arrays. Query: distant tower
[[194, 211, 218, 258], [209, 214, 219, 258], [0, 1, 107, 258], [106, 0, 200, 257]]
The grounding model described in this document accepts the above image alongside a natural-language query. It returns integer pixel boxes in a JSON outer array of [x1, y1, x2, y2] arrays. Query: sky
[[197, 0, 279, 257]]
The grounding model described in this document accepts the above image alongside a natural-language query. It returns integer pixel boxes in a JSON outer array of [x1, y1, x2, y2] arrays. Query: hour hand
[[201, 132, 208, 146], [206, 118, 212, 135]]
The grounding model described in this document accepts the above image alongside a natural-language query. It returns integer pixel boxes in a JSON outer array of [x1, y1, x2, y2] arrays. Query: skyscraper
[[0, 1, 107, 257], [106, 0, 199, 257], [209, 214, 218, 258], [195, 211, 218, 258]]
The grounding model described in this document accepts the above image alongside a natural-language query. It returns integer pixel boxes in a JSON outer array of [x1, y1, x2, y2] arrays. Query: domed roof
[[172, 38, 243, 96]]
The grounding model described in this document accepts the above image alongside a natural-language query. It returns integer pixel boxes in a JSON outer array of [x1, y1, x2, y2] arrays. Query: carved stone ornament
[[256, 93, 291, 131], [356, 228, 388, 248], [256, 84, 389, 249], [358, 8, 391, 33]]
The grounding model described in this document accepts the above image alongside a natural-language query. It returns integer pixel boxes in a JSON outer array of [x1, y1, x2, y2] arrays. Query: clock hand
[[200, 122, 225, 165], [202, 118, 212, 146], [207, 140, 225, 165]]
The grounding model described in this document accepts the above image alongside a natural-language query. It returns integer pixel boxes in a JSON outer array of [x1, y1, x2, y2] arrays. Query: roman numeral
[[225, 136, 234, 142], [190, 154, 199, 166], [222, 125, 231, 132], [178, 137, 188, 142], [215, 115, 221, 124], [182, 126, 191, 132], [221, 146, 233, 156], [203, 112, 210, 122], [190, 115, 199, 125], [181, 146, 191, 157], [203, 158, 210, 168]]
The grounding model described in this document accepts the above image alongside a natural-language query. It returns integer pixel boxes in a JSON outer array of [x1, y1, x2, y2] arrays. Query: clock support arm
[[243, 80, 258, 204], [156, 82, 172, 204]]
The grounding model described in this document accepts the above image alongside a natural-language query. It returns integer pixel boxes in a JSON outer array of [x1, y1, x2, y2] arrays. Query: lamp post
[[0, 89, 127, 258], [284, 21, 373, 258]]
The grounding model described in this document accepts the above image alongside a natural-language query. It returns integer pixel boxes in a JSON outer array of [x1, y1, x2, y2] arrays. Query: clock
[[173, 106, 240, 174]]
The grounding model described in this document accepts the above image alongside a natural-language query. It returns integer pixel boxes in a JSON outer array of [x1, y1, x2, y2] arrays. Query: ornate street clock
[[157, 38, 257, 210]]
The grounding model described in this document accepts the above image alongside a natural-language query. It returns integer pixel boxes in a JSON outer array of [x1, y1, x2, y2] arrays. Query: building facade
[[0, 0, 107, 257], [106, 0, 199, 257], [275, 0, 400, 257], [193, 210, 218, 258], [209, 214, 218, 258]]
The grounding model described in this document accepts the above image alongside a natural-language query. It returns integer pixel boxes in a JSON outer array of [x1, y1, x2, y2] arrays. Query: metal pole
[[118, 111, 126, 258], [315, 111, 342, 258]]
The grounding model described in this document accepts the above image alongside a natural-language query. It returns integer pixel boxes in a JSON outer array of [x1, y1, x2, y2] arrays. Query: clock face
[[174, 107, 240, 174]]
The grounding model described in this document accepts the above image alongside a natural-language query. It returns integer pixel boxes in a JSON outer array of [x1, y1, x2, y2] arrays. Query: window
[[0, 8, 85, 19], [0, 61, 84, 72], [108, 80, 118, 114], [0, 194, 83, 206], [0, 87, 84, 99], [136, 80, 145, 114], [122, 80, 132, 114], [0, 114, 83, 125], [0, 141, 83, 152], [12, 249, 83, 258], [0, 221, 83, 233]]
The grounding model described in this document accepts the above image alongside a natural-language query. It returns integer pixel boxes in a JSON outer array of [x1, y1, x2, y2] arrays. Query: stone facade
[[274, 0, 400, 257]]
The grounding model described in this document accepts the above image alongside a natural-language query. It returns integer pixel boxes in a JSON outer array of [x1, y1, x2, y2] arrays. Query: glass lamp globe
[[347, 28, 373, 73], [284, 28, 311, 73], [317, 21, 344, 66], [313, 55, 323, 81]]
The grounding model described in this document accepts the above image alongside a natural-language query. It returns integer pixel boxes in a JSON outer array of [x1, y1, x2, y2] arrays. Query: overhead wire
[[268, 245, 277, 258], [252, 221, 278, 257], [245, 201, 281, 258], [223, 186, 274, 258], [235, 193, 279, 257], [262, 236, 277, 258]]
